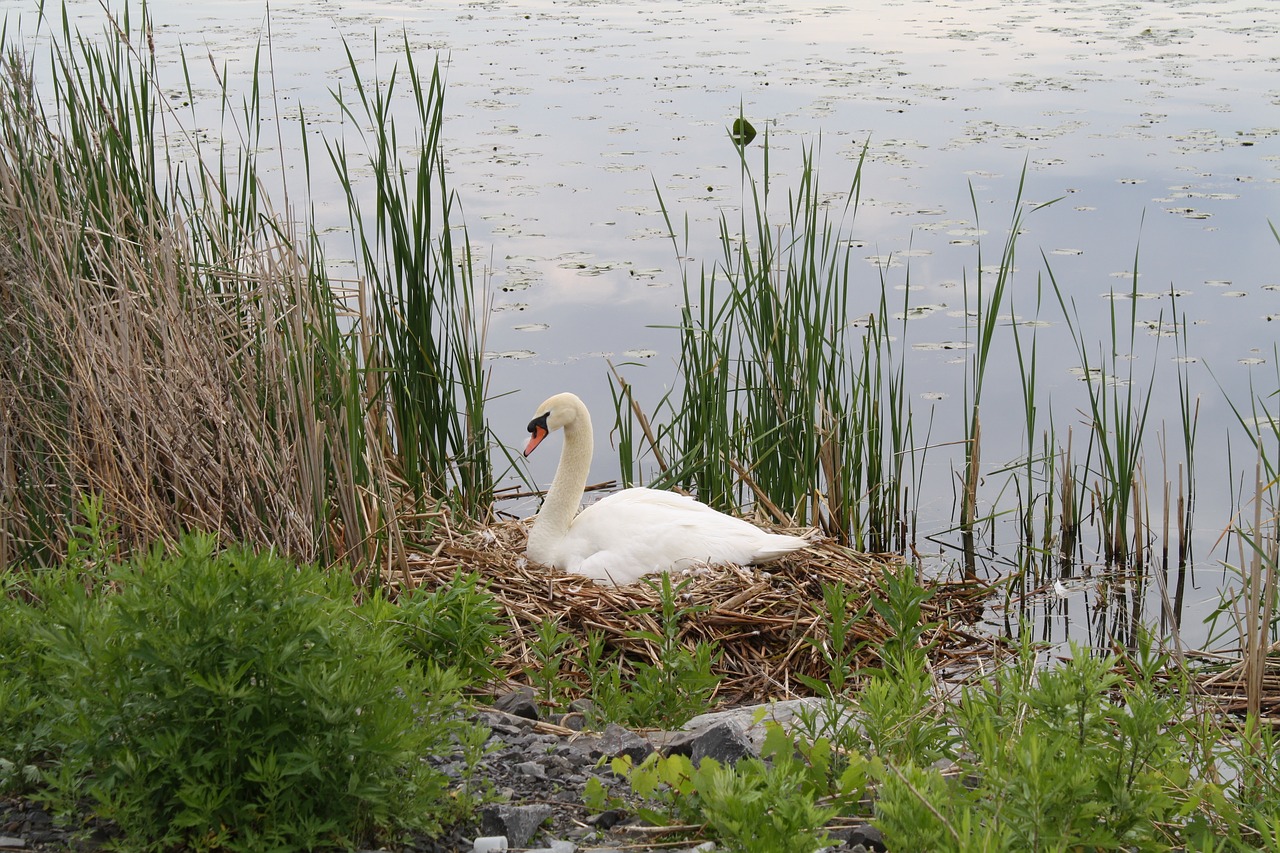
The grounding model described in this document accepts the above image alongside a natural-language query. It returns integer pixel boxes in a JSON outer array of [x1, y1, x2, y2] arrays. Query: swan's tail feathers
[[752, 533, 812, 563]]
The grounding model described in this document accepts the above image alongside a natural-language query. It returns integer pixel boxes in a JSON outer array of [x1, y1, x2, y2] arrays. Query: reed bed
[[627, 137, 913, 556], [0, 6, 489, 569], [393, 520, 992, 705]]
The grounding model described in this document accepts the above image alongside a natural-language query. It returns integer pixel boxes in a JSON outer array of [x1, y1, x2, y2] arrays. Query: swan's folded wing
[[565, 487, 809, 581]]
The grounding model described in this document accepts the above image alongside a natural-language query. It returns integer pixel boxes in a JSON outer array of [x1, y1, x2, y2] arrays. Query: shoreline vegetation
[[2, 5, 1279, 851]]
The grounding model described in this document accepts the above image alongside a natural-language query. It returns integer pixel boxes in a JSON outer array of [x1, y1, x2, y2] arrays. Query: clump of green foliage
[[516, 573, 720, 728], [599, 718, 863, 853], [1, 518, 482, 851], [582, 574, 722, 729], [591, 566, 1280, 852], [396, 569, 508, 686], [873, 636, 1186, 851]]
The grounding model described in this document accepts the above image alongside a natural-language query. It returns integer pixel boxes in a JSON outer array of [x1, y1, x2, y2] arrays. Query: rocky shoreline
[[1, 691, 885, 853]]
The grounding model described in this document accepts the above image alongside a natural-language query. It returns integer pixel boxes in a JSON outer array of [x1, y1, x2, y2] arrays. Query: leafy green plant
[[396, 570, 507, 685], [609, 720, 863, 853], [874, 636, 1190, 852], [1, 494, 122, 792], [797, 580, 869, 698], [0, 576, 46, 793], [695, 754, 836, 853], [528, 616, 577, 708], [612, 751, 704, 829], [618, 574, 722, 728], [578, 574, 722, 728], [27, 533, 476, 851], [854, 568, 953, 768], [868, 566, 936, 677]]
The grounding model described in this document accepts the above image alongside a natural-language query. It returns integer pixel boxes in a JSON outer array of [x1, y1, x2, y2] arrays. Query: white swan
[[522, 392, 810, 585]]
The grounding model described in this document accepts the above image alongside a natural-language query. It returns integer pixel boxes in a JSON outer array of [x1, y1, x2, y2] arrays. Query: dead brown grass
[[0, 211, 351, 564]]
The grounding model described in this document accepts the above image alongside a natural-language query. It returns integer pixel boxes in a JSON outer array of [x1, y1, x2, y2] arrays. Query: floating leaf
[[731, 117, 757, 147]]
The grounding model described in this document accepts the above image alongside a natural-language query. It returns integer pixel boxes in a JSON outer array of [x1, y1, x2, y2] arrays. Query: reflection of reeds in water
[[0, 8, 490, 569]]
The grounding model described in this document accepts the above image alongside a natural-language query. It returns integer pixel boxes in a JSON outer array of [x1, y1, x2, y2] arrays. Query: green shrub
[[396, 570, 507, 685], [0, 576, 48, 792], [607, 720, 859, 853], [28, 533, 473, 851], [873, 636, 1188, 852], [583, 574, 721, 729]]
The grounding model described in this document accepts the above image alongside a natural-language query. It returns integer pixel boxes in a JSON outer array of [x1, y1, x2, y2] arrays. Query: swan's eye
[[527, 412, 550, 434]]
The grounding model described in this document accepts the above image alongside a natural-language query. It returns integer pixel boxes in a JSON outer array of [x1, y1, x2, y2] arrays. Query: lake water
[[4, 0, 1278, 650]]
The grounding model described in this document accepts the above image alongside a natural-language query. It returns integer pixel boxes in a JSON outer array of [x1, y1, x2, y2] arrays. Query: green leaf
[[731, 117, 757, 147]]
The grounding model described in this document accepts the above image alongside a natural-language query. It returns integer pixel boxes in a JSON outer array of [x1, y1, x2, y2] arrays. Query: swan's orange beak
[[524, 412, 550, 457], [524, 426, 547, 457]]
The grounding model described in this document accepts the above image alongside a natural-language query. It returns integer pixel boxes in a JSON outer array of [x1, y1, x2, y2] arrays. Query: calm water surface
[[5, 0, 1279, 648]]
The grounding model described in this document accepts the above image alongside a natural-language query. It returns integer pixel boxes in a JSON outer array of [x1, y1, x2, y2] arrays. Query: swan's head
[[523, 392, 586, 457]]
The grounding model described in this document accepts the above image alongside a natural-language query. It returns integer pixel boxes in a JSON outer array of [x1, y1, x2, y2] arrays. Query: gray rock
[[568, 722, 653, 764], [556, 710, 588, 730], [660, 720, 753, 766], [492, 687, 540, 721], [0, 837, 26, 850], [681, 697, 856, 753], [844, 823, 886, 851], [585, 808, 627, 830], [479, 803, 553, 849], [514, 759, 548, 779]]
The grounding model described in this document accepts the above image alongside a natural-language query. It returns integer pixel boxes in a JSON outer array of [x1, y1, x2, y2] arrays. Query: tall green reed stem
[[327, 37, 492, 522], [625, 132, 912, 551], [1047, 237, 1158, 569], [958, 167, 1053, 574]]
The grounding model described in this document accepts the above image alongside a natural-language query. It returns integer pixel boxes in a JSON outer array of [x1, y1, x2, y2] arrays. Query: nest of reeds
[[391, 519, 994, 705]]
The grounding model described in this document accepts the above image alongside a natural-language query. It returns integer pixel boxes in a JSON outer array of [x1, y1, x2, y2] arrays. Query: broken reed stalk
[[1058, 429, 1076, 564], [1131, 469, 1145, 572], [1245, 450, 1268, 720], [962, 413, 981, 578]]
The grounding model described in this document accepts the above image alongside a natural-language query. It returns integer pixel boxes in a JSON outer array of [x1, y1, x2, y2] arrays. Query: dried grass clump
[[0, 217, 340, 562], [395, 520, 991, 705]]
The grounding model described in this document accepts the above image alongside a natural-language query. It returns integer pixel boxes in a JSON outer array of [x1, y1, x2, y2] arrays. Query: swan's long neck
[[526, 402, 593, 563]]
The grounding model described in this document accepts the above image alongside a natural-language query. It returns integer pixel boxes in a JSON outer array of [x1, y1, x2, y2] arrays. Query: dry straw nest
[[390, 519, 994, 705]]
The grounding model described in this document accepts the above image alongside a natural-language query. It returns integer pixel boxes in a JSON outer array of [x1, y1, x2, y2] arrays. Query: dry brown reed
[[0, 205, 364, 564], [394, 519, 993, 705]]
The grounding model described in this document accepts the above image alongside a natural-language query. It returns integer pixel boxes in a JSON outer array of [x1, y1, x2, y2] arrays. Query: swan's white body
[[523, 392, 809, 586]]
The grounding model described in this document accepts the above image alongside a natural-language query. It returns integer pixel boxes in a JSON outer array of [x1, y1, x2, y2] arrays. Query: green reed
[[1047, 246, 1158, 569], [326, 37, 492, 522], [957, 169, 1059, 573], [622, 132, 911, 550]]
